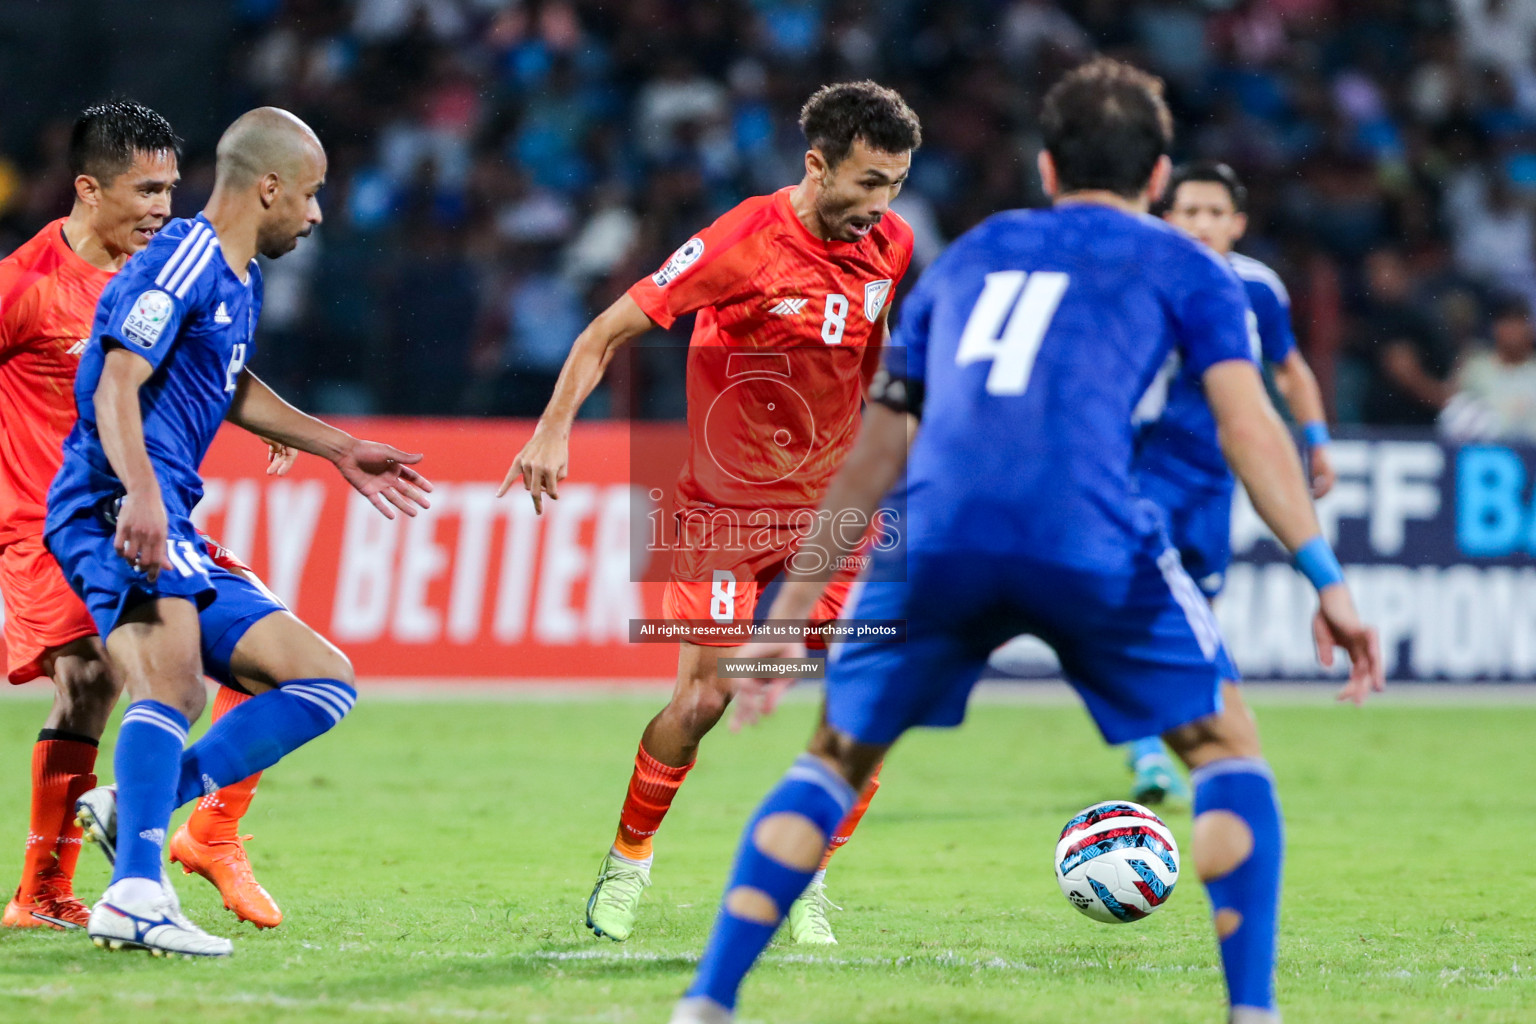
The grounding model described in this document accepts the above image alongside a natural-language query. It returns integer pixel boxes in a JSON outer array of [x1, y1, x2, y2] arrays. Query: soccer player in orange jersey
[[501, 81, 920, 945], [0, 103, 280, 931]]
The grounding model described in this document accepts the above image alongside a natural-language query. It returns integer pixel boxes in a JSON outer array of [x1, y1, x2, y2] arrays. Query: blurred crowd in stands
[[4, 0, 1536, 441]]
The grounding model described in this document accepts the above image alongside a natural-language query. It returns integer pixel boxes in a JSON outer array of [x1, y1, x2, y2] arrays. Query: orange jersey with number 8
[[628, 187, 914, 514]]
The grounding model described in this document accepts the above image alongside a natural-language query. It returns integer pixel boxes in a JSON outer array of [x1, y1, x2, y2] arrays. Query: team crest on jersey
[[864, 279, 892, 321], [119, 289, 173, 349], [652, 237, 705, 287]]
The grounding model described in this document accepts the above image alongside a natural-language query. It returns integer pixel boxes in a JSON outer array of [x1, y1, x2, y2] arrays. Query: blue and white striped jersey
[[48, 214, 263, 526]]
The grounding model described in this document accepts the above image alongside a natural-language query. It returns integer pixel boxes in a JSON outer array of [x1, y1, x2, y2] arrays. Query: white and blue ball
[[1054, 800, 1179, 924]]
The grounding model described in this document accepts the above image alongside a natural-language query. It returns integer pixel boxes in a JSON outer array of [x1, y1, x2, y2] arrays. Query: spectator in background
[[1445, 296, 1536, 442], [1453, 0, 1536, 85], [383, 192, 481, 414], [1448, 170, 1536, 306], [3, 0, 1534, 423], [469, 241, 592, 417], [1359, 247, 1457, 426]]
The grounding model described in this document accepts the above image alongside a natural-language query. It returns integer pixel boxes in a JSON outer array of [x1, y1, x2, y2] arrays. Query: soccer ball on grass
[[1054, 800, 1179, 923]]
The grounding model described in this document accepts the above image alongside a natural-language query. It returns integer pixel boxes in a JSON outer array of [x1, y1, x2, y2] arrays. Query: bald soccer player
[[1, 100, 296, 935], [49, 107, 432, 957]]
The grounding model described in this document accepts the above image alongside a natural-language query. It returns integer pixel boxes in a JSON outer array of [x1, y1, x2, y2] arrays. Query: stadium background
[[2, 0, 1535, 681]]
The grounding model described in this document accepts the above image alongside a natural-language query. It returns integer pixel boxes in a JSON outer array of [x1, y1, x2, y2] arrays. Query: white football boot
[[74, 786, 119, 863], [668, 996, 734, 1024], [88, 881, 233, 958], [75, 785, 186, 912]]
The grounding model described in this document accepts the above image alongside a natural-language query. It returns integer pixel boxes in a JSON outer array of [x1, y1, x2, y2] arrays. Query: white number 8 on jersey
[[822, 293, 849, 345]]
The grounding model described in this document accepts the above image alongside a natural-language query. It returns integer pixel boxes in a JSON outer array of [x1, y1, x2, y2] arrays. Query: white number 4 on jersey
[[955, 271, 1069, 395]]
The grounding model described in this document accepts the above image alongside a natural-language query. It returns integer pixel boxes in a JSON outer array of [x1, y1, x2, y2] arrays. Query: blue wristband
[[1303, 421, 1331, 449], [1294, 536, 1344, 590]]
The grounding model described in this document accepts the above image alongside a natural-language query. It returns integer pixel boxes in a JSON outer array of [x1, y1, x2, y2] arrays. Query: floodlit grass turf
[[0, 690, 1533, 1024]]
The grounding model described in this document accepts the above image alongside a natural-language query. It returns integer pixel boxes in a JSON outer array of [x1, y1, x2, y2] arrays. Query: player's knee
[[285, 640, 354, 688], [173, 683, 209, 725], [724, 886, 780, 925], [807, 726, 883, 792], [319, 648, 355, 688], [51, 653, 119, 714], [1193, 809, 1254, 882], [1164, 700, 1261, 768], [671, 681, 730, 736], [751, 811, 827, 871]]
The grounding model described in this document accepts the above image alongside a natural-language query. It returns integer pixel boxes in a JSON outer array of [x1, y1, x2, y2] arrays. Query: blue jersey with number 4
[[887, 204, 1255, 575], [1135, 252, 1296, 489], [47, 214, 261, 528]]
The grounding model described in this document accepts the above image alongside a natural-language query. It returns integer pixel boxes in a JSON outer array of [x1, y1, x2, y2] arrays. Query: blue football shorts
[[1135, 465, 1235, 599], [45, 501, 286, 688], [825, 534, 1237, 748]]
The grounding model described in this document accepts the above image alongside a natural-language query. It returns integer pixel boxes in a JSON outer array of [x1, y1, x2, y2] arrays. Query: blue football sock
[[687, 755, 857, 1010], [174, 679, 356, 807], [112, 701, 189, 884], [1192, 757, 1284, 1014], [1128, 736, 1166, 766]]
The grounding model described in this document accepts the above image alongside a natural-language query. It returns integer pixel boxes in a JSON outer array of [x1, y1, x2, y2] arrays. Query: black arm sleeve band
[[868, 366, 924, 420]]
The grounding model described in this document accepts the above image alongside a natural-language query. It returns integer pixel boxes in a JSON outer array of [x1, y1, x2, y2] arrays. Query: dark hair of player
[[799, 81, 922, 166], [1163, 161, 1248, 214], [1040, 58, 1173, 198], [68, 101, 182, 183]]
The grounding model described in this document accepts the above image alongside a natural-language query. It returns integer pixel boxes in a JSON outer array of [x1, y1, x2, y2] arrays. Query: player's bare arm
[[93, 347, 171, 580], [1271, 348, 1335, 497], [498, 292, 655, 512], [1203, 359, 1384, 702], [225, 369, 431, 519], [860, 312, 893, 399], [733, 401, 915, 729]]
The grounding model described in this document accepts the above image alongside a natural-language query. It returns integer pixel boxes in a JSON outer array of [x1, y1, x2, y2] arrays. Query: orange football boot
[[168, 824, 283, 929], [3, 873, 90, 929]]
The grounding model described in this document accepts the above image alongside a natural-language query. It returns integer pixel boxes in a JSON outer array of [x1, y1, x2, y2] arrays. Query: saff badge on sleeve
[[119, 289, 174, 349]]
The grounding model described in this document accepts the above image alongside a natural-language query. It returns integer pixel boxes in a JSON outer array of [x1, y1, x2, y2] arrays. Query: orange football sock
[[186, 688, 262, 845], [18, 733, 97, 894], [613, 743, 694, 860], [819, 763, 882, 871]]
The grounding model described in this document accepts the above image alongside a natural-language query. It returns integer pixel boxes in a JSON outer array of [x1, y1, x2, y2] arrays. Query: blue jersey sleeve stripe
[[154, 224, 210, 289], [163, 230, 215, 296], [173, 239, 221, 300], [162, 231, 213, 295], [151, 224, 201, 286], [1229, 254, 1290, 307]]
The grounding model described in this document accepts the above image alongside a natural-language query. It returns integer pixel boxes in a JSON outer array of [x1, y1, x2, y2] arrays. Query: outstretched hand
[[498, 426, 568, 514], [263, 437, 298, 476], [1313, 584, 1385, 705], [1309, 445, 1337, 499], [728, 638, 807, 731], [335, 439, 433, 519]]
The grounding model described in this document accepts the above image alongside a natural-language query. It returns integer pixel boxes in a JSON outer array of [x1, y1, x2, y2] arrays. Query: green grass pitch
[[1, 689, 1532, 1023]]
